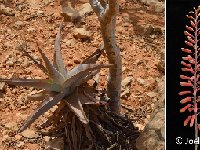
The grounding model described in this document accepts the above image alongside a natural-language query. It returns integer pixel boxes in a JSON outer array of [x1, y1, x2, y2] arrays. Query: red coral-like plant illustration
[[179, 6, 200, 150]]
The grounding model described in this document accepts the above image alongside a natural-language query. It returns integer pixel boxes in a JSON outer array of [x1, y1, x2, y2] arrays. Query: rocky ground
[[0, 0, 164, 149]]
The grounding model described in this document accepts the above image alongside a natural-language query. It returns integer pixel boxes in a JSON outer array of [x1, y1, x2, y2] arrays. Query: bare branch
[[89, 0, 105, 19], [90, 0, 122, 113]]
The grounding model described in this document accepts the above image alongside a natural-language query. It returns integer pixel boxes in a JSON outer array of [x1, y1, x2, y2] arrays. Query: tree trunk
[[89, 0, 122, 113]]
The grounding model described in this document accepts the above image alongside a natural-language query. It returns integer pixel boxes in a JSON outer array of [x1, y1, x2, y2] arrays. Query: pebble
[[47, 137, 64, 150], [73, 28, 91, 39], [137, 78, 145, 85], [74, 58, 81, 64], [0, 4, 15, 16], [16, 141, 25, 148], [121, 88, 130, 98], [15, 134, 22, 140], [146, 91, 157, 98], [27, 27, 36, 33], [3, 41, 12, 49], [5, 122, 18, 130], [6, 60, 14, 66], [154, 2, 164, 13], [0, 82, 5, 91], [14, 21, 25, 30], [44, 136, 50, 142], [21, 129, 39, 139], [64, 38, 76, 48], [67, 61, 73, 67], [121, 76, 133, 87]]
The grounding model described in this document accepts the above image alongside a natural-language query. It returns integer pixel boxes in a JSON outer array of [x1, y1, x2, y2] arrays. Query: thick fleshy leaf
[[27, 90, 47, 101], [41, 101, 66, 128], [37, 45, 65, 84], [80, 69, 100, 85], [0, 78, 61, 92], [63, 64, 113, 88], [78, 92, 97, 105], [21, 47, 48, 75], [53, 25, 68, 78], [65, 89, 89, 124], [18, 90, 66, 132]]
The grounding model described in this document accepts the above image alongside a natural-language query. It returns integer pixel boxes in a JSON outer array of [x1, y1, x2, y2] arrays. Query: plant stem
[[89, 0, 122, 113], [194, 10, 198, 150]]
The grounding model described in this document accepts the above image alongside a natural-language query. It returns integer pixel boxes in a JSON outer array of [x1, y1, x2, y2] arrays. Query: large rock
[[61, 5, 80, 22], [78, 3, 93, 17], [136, 77, 165, 150]]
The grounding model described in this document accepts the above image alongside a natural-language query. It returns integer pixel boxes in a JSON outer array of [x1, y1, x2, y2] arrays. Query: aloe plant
[[0, 25, 112, 133], [179, 6, 200, 150]]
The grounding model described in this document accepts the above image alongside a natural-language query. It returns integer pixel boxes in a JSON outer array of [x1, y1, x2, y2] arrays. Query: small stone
[[64, 38, 76, 48], [137, 78, 145, 85], [5, 122, 18, 130], [67, 61, 73, 67], [47, 137, 64, 150], [134, 123, 145, 131], [14, 21, 25, 30], [0, 4, 15, 16], [44, 136, 50, 142], [121, 88, 130, 98], [2, 134, 10, 142], [146, 91, 157, 98], [27, 27, 36, 33], [37, 10, 44, 16], [0, 82, 5, 91], [73, 28, 91, 39], [121, 76, 133, 87], [15, 134, 22, 140], [21, 129, 38, 139], [154, 2, 164, 13], [21, 105, 27, 109], [74, 58, 81, 64], [16, 141, 24, 148], [3, 41, 12, 49], [160, 127, 165, 139], [6, 60, 14, 66]]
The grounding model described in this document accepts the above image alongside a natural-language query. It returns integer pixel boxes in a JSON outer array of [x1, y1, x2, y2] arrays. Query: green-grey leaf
[[37, 46, 65, 84], [80, 69, 100, 84], [63, 64, 113, 88], [53, 25, 68, 78], [0, 78, 61, 92], [18, 90, 66, 132], [65, 89, 89, 124], [27, 90, 47, 101], [21, 48, 48, 75]]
